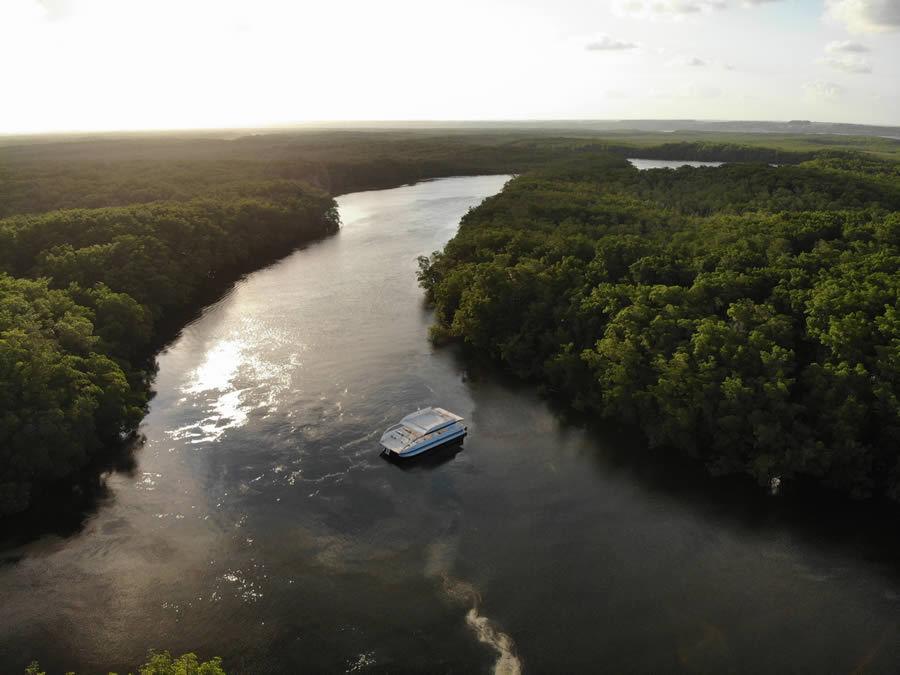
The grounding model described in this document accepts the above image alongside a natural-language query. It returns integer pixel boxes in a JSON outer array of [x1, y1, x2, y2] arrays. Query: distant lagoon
[[628, 158, 725, 170]]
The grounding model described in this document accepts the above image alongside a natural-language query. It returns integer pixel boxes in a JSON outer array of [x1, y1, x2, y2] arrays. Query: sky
[[0, 0, 898, 133]]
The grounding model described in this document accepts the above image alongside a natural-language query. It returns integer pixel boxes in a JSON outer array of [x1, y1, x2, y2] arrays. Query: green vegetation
[[559, 128, 900, 161], [419, 152, 900, 500], [2, 128, 898, 516], [3, 128, 897, 218], [136, 651, 225, 675], [24, 650, 226, 674]]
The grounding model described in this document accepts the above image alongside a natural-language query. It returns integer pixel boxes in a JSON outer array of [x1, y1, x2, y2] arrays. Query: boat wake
[[465, 607, 520, 675], [427, 539, 522, 675]]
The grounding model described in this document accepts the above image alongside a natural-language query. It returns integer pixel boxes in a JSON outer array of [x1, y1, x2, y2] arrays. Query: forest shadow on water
[[0, 433, 144, 555], [449, 342, 900, 582], [581, 428, 900, 579]]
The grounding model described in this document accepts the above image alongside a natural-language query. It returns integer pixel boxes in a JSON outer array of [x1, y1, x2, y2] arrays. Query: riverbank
[[0, 188, 339, 517]]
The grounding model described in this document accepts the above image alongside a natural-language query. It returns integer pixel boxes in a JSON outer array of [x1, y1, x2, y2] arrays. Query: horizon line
[[2, 117, 900, 139]]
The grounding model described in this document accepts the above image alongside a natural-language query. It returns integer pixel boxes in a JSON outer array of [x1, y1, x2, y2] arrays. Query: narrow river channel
[[1, 174, 899, 674]]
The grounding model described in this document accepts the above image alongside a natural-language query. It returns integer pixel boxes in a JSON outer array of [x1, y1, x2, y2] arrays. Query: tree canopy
[[420, 152, 900, 500], [24, 650, 226, 675]]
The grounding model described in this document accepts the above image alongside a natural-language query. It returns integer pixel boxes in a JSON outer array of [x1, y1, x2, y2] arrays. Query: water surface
[[1, 175, 899, 674], [629, 158, 725, 170]]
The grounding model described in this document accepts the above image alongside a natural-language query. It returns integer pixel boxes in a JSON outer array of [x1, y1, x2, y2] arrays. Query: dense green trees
[[0, 180, 338, 516], [420, 153, 900, 500], [3, 193, 338, 316], [136, 651, 226, 675], [0, 276, 145, 513], [24, 650, 226, 674], [6, 130, 896, 218]]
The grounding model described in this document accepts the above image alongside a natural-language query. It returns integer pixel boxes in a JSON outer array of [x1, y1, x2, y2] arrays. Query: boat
[[380, 407, 467, 458]]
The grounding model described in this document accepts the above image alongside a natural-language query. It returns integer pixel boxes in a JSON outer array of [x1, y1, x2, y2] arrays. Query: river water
[[2, 175, 899, 674], [628, 159, 724, 170]]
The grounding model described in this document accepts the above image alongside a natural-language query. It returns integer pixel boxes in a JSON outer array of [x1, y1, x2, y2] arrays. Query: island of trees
[[418, 151, 900, 501]]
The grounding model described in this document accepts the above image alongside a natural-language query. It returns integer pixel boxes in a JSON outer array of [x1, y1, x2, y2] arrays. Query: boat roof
[[399, 407, 463, 433]]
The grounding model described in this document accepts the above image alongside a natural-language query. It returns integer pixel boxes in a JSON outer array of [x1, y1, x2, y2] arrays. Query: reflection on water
[[2, 176, 900, 674], [174, 318, 299, 445], [381, 438, 464, 472], [184, 338, 247, 394]]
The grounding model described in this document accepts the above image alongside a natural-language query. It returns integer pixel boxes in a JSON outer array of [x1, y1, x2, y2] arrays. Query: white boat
[[380, 407, 467, 458]]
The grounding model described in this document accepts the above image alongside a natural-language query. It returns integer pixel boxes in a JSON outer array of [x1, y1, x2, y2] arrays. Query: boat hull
[[383, 426, 467, 458]]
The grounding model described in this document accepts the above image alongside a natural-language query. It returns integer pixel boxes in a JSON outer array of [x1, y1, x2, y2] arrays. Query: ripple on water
[[219, 567, 265, 603], [345, 651, 376, 672], [171, 327, 297, 445], [135, 472, 161, 490]]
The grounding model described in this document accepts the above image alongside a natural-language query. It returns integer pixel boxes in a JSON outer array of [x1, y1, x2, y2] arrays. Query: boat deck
[[400, 407, 461, 433], [381, 407, 465, 455]]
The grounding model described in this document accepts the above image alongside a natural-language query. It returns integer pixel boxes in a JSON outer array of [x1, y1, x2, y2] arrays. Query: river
[[1, 174, 899, 674]]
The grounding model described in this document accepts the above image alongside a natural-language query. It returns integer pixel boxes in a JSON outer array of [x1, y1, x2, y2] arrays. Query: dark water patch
[[0, 433, 143, 551], [448, 335, 900, 581]]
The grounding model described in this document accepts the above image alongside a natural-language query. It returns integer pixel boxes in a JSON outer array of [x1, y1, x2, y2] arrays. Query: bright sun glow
[[1, 0, 898, 133]]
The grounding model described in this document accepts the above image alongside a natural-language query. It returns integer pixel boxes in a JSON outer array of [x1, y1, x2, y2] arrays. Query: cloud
[[819, 41, 871, 73], [585, 35, 638, 51], [803, 80, 842, 101], [706, 58, 736, 70], [826, 0, 900, 33], [667, 55, 707, 67], [819, 55, 872, 72], [36, 0, 72, 19], [646, 83, 722, 98], [614, 0, 788, 17], [678, 84, 722, 98], [0, 0, 47, 25], [613, 0, 727, 20], [825, 39, 869, 52]]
